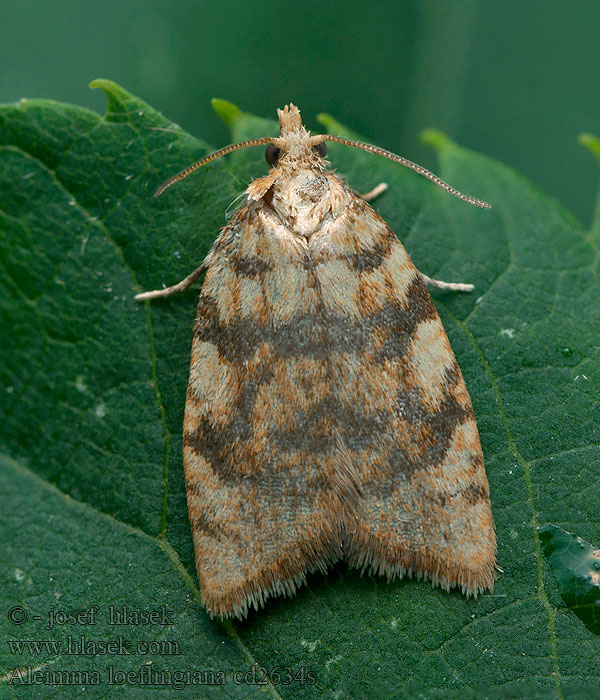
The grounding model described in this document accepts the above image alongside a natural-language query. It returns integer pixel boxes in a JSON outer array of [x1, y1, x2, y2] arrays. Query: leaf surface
[[539, 525, 600, 636], [1, 80, 599, 698]]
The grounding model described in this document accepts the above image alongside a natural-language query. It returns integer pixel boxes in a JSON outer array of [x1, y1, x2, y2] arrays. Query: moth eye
[[265, 144, 281, 166], [313, 142, 327, 158]]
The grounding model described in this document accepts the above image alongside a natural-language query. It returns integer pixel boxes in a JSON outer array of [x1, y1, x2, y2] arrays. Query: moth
[[137, 104, 497, 619]]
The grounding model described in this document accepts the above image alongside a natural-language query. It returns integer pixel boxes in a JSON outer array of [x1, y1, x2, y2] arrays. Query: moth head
[[263, 103, 328, 171], [154, 104, 491, 209]]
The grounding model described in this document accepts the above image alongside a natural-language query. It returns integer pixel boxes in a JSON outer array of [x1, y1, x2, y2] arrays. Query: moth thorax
[[272, 172, 347, 237], [277, 171, 327, 208]]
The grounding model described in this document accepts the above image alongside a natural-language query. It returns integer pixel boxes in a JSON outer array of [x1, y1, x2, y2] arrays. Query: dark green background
[[2, 0, 599, 224]]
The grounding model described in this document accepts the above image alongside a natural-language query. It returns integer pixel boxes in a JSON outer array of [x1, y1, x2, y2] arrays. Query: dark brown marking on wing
[[374, 278, 438, 362], [194, 296, 267, 364], [271, 397, 387, 454], [191, 513, 226, 542], [347, 230, 396, 273], [184, 420, 242, 483], [233, 255, 273, 278], [461, 481, 489, 505], [184, 360, 275, 484], [390, 362, 473, 479], [195, 278, 437, 364]]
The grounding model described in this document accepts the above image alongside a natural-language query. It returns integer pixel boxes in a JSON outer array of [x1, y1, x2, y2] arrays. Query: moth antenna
[[315, 134, 492, 209], [154, 137, 279, 197]]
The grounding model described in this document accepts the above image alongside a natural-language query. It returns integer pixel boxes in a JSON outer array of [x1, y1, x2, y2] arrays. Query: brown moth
[[137, 104, 497, 619]]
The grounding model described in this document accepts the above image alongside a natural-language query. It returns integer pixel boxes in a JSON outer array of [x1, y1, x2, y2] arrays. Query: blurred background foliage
[[2, 0, 599, 225]]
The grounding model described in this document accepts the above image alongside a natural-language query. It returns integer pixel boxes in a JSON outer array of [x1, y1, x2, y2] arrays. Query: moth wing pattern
[[340, 202, 496, 594], [183, 175, 496, 619], [184, 203, 355, 619]]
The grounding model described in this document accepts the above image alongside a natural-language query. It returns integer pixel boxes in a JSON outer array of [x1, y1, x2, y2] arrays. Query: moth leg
[[357, 182, 388, 201], [134, 262, 207, 302], [421, 273, 473, 293]]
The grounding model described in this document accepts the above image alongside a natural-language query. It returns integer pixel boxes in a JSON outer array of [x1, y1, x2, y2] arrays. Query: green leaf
[[579, 132, 600, 242], [211, 98, 243, 128], [1, 80, 599, 698], [539, 525, 600, 635], [0, 453, 263, 697]]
